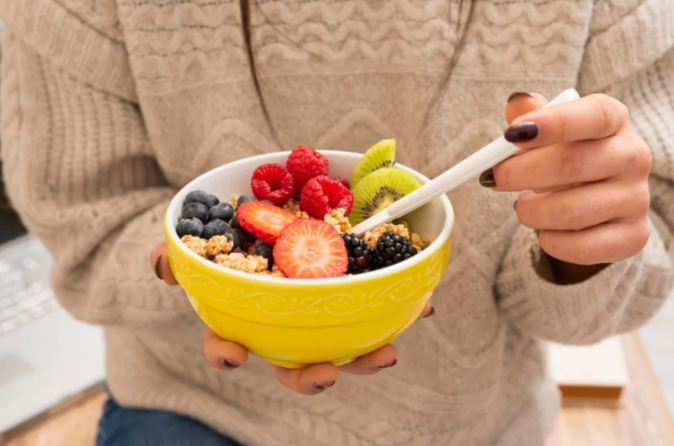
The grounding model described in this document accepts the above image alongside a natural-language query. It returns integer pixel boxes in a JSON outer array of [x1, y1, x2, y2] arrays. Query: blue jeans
[[97, 396, 244, 446]]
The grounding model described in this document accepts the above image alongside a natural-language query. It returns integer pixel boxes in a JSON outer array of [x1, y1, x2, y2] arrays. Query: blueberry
[[236, 195, 256, 209], [184, 190, 219, 209], [209, 203, 234, 223], [230, 214, 244, 231], [261, 200, 274, 206], [225, 229, 246, 251], [254, 242, 274, 268], [181, 202, 209, 223], [176, 218, 203, 237], [202, 219, 229, 239]]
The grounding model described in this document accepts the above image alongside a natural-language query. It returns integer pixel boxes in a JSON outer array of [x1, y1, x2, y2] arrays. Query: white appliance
[[0, 235, 105, 434]]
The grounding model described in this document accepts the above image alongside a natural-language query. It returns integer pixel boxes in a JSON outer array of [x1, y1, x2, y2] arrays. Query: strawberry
[[273, 219, 348, 278], [286, 145, 330, 199], [251, 163, 294, 206], [334, 177, 350, 190], [236, 201, 298, 246], [300, 176, 354, 219]]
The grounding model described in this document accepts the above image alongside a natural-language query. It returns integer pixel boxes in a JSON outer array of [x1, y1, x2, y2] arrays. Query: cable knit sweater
[[1, 1, 673, 445]]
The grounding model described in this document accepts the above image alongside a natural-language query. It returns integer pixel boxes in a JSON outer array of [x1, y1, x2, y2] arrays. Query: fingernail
[[479, 169, 496, 188], [513, 199, 519, 211], [505, 122, 539, 143], [221, 359, 238, 369], [423, 306, 436, 318], [315, 384, 326, 390], [153, 254, 163, 280], [507, 91, 533, 103], [378, 359, 398, 369]]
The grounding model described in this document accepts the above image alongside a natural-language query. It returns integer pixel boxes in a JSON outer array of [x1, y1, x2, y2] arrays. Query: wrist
[[544, 250, 609, 285]]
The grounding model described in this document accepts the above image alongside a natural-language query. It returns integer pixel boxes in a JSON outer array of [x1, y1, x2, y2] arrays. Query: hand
[[482, 93, 652, 282], [150, 242, 435, 395]]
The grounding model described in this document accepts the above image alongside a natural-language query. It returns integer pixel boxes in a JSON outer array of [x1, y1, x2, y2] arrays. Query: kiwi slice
[[351, 139, 396, 188], [349, 167, 422, 225]]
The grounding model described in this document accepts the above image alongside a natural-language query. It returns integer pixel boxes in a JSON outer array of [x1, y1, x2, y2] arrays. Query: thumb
[[505, 92, 549, 125]]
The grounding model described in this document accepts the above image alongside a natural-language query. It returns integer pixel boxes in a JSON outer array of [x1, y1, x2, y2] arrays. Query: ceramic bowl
[[165, 151, 454, 368]]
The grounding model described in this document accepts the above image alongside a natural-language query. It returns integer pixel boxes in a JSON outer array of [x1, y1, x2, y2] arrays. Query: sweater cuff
[[499, 227, 642, 330]]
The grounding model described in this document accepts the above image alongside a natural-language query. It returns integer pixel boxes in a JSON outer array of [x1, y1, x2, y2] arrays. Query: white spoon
[[351, 88, 581, 235]]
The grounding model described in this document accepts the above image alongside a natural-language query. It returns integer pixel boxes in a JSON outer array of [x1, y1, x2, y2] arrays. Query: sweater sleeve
[[0, 3, 193, 329], [494, 0, 674, 345]]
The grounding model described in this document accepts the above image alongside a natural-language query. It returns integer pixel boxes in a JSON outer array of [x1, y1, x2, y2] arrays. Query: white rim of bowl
[[166, 151, 455, 285]]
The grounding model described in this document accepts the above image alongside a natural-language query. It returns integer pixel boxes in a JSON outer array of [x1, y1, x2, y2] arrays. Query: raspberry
[[286, 145, 330, 199], [251, 164, 294, 206], [334, 177, 350, 190], [300, 176, 354, 220]]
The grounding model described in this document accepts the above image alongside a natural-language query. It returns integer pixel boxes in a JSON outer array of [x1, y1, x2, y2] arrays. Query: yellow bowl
[[165, 151, 454, 368]]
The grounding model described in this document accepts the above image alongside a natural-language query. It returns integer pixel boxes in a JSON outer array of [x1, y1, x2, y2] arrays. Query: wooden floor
[[1, 335, 673, 446]]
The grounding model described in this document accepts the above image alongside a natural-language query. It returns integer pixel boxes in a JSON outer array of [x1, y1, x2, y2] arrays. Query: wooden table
[[1, 334, 673, 446]]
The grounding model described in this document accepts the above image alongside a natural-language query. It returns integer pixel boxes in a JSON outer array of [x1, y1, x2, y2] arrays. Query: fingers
[[270, 363, 339, 396], [419, 301, 435, 319], [505, 92, 548, 124], [492, 134, 651, 192], [204, 329, 249, 371], [339, 344, 398, 375], [150, 242, 179, 286], [506, 94, 630, 147], [515, 180, 650, 231], [540, 218, 650, 265]]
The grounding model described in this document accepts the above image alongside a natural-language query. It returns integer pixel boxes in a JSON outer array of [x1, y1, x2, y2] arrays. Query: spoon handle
[[351, 89, 580, 235]]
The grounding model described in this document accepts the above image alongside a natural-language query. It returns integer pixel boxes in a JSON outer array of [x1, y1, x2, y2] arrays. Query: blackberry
[[371, 231, 417, 270], [341, 233, 371, 274]]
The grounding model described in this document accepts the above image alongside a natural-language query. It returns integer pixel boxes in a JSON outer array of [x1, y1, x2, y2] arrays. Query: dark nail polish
[[378, 359, 398, 369], [513, 199, 518, 211], [505, 122, 539, 143], [479, 169, 496, 188], [423, 306, 436, 318], [507, 92, 533, 103], [315, 384, 325, 390], [221, 359, 238, 369], [153, 254, 163, 280]]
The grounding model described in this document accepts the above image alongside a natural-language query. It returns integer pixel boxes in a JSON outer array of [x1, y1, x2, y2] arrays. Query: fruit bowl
[[165, 151, 454, 368]]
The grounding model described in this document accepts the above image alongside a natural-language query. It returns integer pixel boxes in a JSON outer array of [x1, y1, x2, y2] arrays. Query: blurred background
[[0, 18, 672, 446]]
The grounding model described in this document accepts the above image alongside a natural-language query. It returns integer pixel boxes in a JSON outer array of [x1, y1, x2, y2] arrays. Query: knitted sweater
[[1, 1, 673, 445]]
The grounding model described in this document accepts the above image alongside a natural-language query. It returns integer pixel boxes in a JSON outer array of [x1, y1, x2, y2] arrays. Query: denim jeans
[[97, 396, 243, 446]]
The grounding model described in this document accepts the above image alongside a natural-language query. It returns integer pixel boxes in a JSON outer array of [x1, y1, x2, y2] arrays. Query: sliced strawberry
[[273, 219, 348, 279], [237, 201, 298, 246], [251, 163, 294, 206], [300, 176, 354, 219]]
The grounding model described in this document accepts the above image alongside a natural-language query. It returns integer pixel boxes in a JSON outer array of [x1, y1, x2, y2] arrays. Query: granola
[[215, 253, 268, 274], [324, 208, 352, 234], [206, 236, 233, 256], [181, 235, 208, 257]]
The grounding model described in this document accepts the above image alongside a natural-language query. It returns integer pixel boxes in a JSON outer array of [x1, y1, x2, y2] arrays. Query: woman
[[1, 0, 672, 445]]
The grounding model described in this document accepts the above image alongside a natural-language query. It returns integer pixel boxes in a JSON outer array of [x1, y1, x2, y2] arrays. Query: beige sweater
[[2, 1, 674, 445]]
